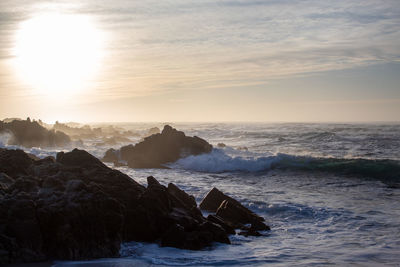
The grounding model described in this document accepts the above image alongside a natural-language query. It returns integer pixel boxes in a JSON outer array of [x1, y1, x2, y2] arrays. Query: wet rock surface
[[200, 187, 271, 232], [0, 148, 237, 264], [103, 125, 212, 168], [0, 148, 269, 264]]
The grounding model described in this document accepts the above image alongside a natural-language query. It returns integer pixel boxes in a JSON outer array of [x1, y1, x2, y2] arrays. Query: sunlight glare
[[13, 13, 105, 97]]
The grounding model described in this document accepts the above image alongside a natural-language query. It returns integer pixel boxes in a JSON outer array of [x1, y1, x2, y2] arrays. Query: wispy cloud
[[1, 0, 400, 100]]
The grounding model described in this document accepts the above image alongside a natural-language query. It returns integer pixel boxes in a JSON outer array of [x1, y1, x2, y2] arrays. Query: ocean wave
[[170, 149, 400, 181]]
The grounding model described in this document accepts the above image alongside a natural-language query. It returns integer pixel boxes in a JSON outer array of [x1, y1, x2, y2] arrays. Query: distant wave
[[170, 149, 400, 181]]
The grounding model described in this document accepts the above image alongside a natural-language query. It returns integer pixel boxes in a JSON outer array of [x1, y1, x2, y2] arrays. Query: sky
[[0, 0, 399, 122]]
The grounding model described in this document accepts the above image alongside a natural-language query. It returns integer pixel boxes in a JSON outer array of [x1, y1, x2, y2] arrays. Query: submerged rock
[[217, 143, 226, 148], [0, 149, 231, 264], [103, 125, 212, 168], [238, 229, 262, 237]]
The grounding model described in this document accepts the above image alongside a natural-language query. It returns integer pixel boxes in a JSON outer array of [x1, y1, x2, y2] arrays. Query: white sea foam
[[0, 131, 14, 146], [170, 149, 279, 172], [169, 148, 400, 181]]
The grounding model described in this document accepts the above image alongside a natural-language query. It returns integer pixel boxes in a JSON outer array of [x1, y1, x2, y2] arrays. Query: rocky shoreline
[[0, 147, 269, 265], [0, 118, 71, 148], [103, 125, 212, 168]]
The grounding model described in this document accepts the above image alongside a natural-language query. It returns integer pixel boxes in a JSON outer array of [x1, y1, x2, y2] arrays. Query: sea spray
[[0, 130, 14, 147], [170, 149, 400, 182]]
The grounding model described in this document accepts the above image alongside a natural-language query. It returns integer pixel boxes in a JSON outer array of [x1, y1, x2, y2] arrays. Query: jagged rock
[[0, 119, 71, 147], [144, 127, 161, 137], [167, 183, 197, 210], [199, 221, 231, 244], [238, 229, 262, 237], [217, 143, 226, 148], [200, 187, 270, 231], [147, 176, 161, 187], [0, 149, 35, 177], [27, 153, 40, 161], [56, 148, 106, 168], [0, 149, 230, 264], [102, 148, 119, 164], [54, 122, 139, 142], [160, 223, 220, 250], [160, 224, 187, 248], [199, 187, 242, 212], [0, 173, 14, 192], [104, 125, 212, 168], [207, 214, 236, 235], [216, 200, 269, 231]]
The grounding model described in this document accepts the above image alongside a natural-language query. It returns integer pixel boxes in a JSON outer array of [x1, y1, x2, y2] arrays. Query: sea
[[1, 122, 400, 266]]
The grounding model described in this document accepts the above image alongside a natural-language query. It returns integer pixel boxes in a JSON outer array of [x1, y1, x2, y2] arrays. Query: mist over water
[[2, 122, 400, 266]]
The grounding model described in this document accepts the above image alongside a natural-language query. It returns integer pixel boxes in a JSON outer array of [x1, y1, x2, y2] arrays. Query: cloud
[[1, 0, 400, 100]]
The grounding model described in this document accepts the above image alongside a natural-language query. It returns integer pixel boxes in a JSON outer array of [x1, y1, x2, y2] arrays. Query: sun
[[13, 13, 105, 97]]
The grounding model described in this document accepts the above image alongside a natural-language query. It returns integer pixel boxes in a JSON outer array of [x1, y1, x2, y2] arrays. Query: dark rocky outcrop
[[103, 125, 212, 168], [102, 148, 119, 164], [207, 215, 236, 235], [199, 187, 242, 212], [144, 127, 161, 137], [0, 148, 231, 265], [200, 187, 270, 232], [167, 183, 197, 210], [238, 229, 262, 237], [217, 143, 226, 148], [216, 200, 270, 231], [0, 119, 71, 147]]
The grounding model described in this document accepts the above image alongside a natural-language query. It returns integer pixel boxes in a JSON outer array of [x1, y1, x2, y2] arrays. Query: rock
[[103, 148, 118, 162], [56, 148, 106, 168], [249, 220, 271, 231], [8, 177, 39, 194], [238, 229, 262, 237], [199, 187, 242, 212], [160, 223, 217, 250], [0, 118, 71, 148], [167, 183, 197, 209], [147, 176, 161, 187], [0, 148, 233, 264], [207, 214, 235, 235], [200, 187, 270, 232], [0, 173, 14, 192], [200, 187, 267, 230], [0, 149, 34, 177], [216, 200, 269, 231], [104, 125, 212, 168], [27, 153, 40, 161], [199, 221, 231, 244], [160, 224, 187, 248], [65, 179, 86, 192], [35, 156, 56, 164], [132, 176, 228, 248], [217, 143, 226, 148], [2, 196, 46, 262], [144, 127, 161, 137]]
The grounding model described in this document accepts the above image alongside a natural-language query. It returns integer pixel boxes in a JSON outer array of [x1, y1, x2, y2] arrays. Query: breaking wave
[[170, 149, 400, 181]]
